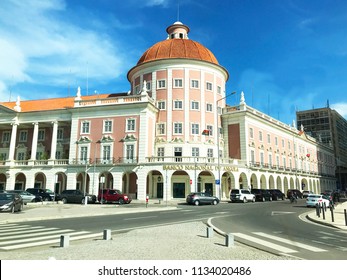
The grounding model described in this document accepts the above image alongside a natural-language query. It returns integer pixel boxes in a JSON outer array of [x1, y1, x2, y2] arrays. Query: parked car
[[98, 189, 132, 204], [230, 189, 255, 203], [286, 189, 303, 199], [251, 189, 272, 202], [60, 189, 96, 204], [268, 189, 285, 200], [0, 192, 24, 213], [26, 188, 59, 201], [186, 192, 219, 206], [302, 190, 313, 198], [306, 194, 330, 208], [6, 190, 40, 204]]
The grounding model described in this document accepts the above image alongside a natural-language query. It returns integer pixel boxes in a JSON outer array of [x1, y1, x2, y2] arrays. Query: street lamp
[[216, 91, 236, 200]]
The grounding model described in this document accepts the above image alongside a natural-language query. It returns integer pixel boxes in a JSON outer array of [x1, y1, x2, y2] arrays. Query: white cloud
[[0, 0, 129, 100], [331, 102, 347, 119]]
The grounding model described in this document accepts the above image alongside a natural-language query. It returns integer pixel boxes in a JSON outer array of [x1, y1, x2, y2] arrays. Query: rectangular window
[[174, 100, 183, 109], [2, 131, 10, 143], [38, 130, 45, 141], [103, 145, 111, 161], [81, 121, 90, 134], [80, 146, 88, 161], [191, 123, 199, 135], [217, 86, 221, 94], [207, 148, 213, 158], [19, 131, 27, 142], [249, 128, 254, 138], [126, 144, 134, 160], [206, 103, 213, 112], [134, 85, 140, 94], [57, 129, 63, 140], [206, 125, 213, 136], [259, 131, 263, 142], [17, 152, 25, 161], [191, 80, 199, 88], [104, 120, 113, 133], [275, 137, 278, 146], [250, 150, 255, 164], [192, 147, 199, 157], [157, 80, 166, 89], [146, 81, 151, 91], [269, 154, 272, 167], [157, 123, 165, 135], [158, 101, 166, 110], [260, 152, 264, 166], [173, 79, 183, 88], [288, 141, 291, 150], [174, 147, 182, 162], [283, 158, 286, 168], [174, 123, 183, 134], [127, 119, 136, 131], [157, 147, 164, 159], [267, 134, 271, 144], [191, 101, 199, 110], [282, 139, 285, 148], [206, 82, 213, 91]]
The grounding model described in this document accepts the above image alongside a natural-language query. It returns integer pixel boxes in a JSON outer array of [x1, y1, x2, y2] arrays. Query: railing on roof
[[74, 94, 155, 107]]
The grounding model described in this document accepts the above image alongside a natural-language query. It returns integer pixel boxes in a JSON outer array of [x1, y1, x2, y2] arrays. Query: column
[[30, 122, 39, 161], [50, 121, 58, 160], [8, 122, 18, 161]]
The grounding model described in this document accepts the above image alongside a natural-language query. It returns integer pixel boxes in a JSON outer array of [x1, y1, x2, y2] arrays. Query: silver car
[[7, 190, 38, 204]]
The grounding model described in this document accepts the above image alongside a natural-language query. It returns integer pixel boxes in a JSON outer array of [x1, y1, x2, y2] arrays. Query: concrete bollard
[[103, 229, 111, 240], [60, 235, 70, 248], [344, 209, 347, 226], [225, 233, 234, 247], [206, 227, 213, 238], [322, 204, 326, 220], [330, 206, 334, 223]]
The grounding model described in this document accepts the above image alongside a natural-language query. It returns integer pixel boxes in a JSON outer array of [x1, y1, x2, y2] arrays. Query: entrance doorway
[[173, 182, 185, 198], [157, 183, 163, 198], [205, 183, 213, 196]]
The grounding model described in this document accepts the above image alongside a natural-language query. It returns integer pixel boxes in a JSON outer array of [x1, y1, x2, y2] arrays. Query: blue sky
[[1, 0, 347, 124]]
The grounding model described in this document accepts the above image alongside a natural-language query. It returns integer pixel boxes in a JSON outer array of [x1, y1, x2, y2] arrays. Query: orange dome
[[137, 38, 219, 65]]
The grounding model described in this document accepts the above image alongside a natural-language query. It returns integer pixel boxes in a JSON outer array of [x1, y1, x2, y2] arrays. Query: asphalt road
[[3, 199, 347, 259]]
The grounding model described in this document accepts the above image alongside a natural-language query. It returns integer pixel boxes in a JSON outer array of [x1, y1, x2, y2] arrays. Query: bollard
[[330, 206, 334, 223], [225, 233, 234, 247], [321, 203, 326, 220], [344, 209, 347, 226], [103, 229, 111, 240], [206, 227, 214, 238], [316, 204, 320, 217], [60, 235, 70, 248], [146, 196, 149, 208]]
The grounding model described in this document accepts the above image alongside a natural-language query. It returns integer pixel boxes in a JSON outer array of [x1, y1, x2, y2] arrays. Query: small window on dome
[[171, 34, 175, 39], [179, 33, 183, 39]]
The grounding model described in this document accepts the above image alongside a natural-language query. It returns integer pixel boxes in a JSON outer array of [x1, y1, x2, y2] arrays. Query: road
[[1, 199, 346, 259]]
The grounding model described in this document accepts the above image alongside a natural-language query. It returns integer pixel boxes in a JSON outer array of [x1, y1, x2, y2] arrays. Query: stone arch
[[238, 172, 248, 189], [54, 172, 67, 193], [172, 170, 190, 198], [76, 172, 90, 193], [34, 172, 46, 189], [0, 173, 7, 191], [268, 175, 275, 189], [260, 174, 266, 189], [276, 176, 282, 190], [283, 177, 289, 194], [123, 172, 138, 197], [250, 173, 258, 189], [15, 172, 26, 190]]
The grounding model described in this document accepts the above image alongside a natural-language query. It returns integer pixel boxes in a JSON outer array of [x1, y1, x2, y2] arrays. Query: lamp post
[[100, 174, 105, 204], [216, 91, 236, 200]]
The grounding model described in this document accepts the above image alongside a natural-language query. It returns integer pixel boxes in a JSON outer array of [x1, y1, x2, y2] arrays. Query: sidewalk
[[306, 201, 347, 230], [0, 200, 180, 224]]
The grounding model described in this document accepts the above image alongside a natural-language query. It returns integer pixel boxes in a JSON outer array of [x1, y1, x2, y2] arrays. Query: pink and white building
[[0, 21, 335, 201]]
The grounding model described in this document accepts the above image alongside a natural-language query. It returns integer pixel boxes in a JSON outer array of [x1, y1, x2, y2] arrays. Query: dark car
[[186, 192, 219, 206], [98, 189, 132, 204], [0, 192, 24, 213], [60, 189, 96, 204], [26, 188, 59, 201], [268, 189, 286, 200], [286, 189, 303, 199], [251, 189, 272, 202]]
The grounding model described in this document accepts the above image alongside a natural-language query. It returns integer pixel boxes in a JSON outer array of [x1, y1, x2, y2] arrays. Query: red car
[[98, 189, 132, 204]]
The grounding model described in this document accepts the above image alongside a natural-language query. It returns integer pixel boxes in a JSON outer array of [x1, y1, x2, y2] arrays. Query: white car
[[306, 194, 330, 208], [230, 189, 255, 203]]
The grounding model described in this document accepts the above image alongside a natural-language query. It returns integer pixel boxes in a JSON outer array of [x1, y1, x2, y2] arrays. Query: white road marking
[[253, 232, 327, 252], [233, 232, 298, 254]]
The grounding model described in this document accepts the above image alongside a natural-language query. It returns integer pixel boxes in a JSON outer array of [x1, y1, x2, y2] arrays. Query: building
[[0, 21, 336, 201], [297, 107, 347, 191]]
